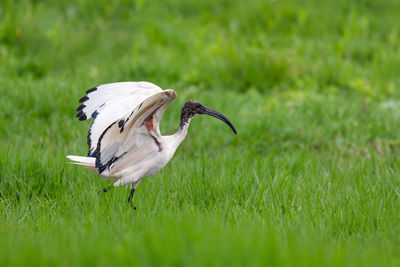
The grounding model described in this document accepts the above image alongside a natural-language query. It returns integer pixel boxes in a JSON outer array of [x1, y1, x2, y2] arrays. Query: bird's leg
[[127, 182, 140, 210], [127, 187, 135, 203], [98, 185, 112, 194], [128, 187, 136, 210]]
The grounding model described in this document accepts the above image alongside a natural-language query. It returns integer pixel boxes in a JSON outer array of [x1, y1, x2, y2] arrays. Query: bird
[[67, 81, 237, 206]]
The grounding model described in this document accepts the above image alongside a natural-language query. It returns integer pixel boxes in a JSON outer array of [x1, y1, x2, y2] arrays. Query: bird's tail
[[66, 155, 97, 173]]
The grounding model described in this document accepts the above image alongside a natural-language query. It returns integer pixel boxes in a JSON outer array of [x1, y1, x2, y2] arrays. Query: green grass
[[1, 0, 400, 266]]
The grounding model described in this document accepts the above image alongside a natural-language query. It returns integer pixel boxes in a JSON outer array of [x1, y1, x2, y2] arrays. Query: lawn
[[1, 0, 400, 266]]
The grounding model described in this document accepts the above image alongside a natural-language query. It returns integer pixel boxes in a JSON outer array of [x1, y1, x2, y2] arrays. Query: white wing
[[76, 81, 163, 156], [91, 90, 177, 176]]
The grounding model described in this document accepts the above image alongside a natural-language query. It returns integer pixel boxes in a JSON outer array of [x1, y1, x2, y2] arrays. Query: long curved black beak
[[198, 106, 237, 134]]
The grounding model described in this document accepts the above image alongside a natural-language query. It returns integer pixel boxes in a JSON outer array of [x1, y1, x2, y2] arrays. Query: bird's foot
[[129, 201, 137, 210]]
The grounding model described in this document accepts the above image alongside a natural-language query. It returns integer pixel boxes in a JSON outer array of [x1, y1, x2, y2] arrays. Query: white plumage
[[67, 81, 236, 204]]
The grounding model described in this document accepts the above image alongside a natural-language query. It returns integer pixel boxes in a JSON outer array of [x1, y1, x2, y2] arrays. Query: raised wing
[[92, 90, 177, 175], [75, 82, 163, 156]]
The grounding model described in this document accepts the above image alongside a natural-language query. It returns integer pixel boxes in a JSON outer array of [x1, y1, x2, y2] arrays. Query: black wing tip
[[76, 104, 86, 112], [77, 86, 98, 119], [78, 86, 97, 103], [79, 95, 89, 103], [76, 111, 87, 120], [86, 87, 97, 94]]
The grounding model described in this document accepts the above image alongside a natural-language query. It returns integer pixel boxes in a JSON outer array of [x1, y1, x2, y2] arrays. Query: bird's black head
[[180, 100, 237, 134]]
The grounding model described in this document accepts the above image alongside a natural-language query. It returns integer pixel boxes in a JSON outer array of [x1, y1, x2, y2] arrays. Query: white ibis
[[67, 81, 236, 205]]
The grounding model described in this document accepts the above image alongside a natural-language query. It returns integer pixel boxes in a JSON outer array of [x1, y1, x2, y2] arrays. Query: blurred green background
[[1, 0, 400, 266]]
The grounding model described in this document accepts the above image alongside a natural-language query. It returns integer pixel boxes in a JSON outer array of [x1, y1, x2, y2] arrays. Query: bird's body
[[67, 81, 236, 203]]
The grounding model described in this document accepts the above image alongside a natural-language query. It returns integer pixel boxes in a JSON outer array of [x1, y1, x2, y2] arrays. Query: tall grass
[[1, 0, 400, 266]]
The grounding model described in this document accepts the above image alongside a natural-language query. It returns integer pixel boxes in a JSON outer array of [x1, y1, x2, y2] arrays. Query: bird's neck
[[174, 118, 192, 141], [173, 104, 195, 141], [161, 105, 195, 155], [162, 113, 193, 153], [159, 118, 190, 162]]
